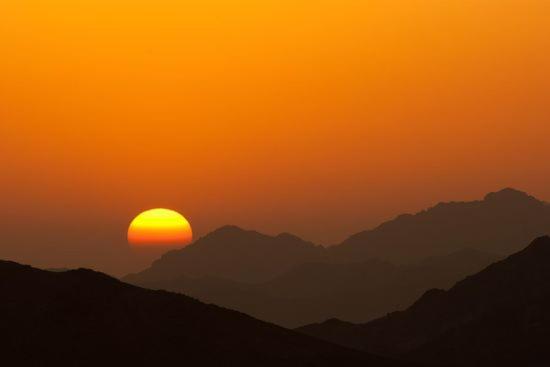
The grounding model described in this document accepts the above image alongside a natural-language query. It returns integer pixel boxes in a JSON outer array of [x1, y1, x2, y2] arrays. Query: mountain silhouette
[[332, 188, 550, 263], [298, 236, 550, 366], [128, 189, 547, 288], [125, 189, 548, 328], [124, 225, 325, 285], [0, 260, 414, 367], [125, 189, 545, 327], [128, 248, 498, 327]]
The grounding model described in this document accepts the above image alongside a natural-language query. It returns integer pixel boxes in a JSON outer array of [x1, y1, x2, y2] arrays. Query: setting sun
[[128, 209, 192, 247]]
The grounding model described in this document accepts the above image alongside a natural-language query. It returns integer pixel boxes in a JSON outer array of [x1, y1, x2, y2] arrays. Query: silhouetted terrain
[[0, 260, 412, 367], [333, 188, 550, 263], [299, 236, 550, 367], [124, 189, 548, 327], [129, 189, 539, 286], [44, 267, 71, 272], [130, 248, 498, 327], [125, 225, 325, 284]]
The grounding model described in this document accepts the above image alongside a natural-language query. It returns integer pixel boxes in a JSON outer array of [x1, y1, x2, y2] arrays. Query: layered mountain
[[124, 225, 325, 285], [128, 189, 549, 288], [0, 260, 412, 367], [332, 188, 550, 263], [125, 189, 548, 328], [299, 236, 550, 367], [129, 248, 499, 327]]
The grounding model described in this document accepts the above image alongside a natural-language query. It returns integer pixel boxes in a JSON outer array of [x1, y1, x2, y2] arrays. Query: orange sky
[[1, 0, 549, 274]]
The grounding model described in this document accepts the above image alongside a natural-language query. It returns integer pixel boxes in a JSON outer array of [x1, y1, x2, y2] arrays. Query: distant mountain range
[[0, 260, 410, 367], [332, 188, 550, 263], [126, 247, 499, 327], [298, 236, 550, 367], [125, 225, 325, 284], [6, 188, 550, 366], [124, 188, 548, 327]]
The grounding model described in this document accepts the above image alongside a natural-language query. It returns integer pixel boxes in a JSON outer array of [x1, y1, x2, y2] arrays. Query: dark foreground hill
[[299, 236, 550, 367], [0, 260, 409, 367]]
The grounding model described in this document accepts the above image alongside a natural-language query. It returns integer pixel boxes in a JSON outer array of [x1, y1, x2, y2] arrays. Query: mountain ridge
[[125, 225, 325, 285], [298, 236, 550, 366], [128, 188, 547, 286], [332, 188, 550, 263], [124, 188, 546, 327], [127, 248, 500, 327], [0, 259, 412, 367]]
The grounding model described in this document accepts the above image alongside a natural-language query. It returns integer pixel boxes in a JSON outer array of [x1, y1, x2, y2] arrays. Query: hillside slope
[[0, 260, 413, 367], [299, 236, 550, 367], [333, 188, 550, 263]]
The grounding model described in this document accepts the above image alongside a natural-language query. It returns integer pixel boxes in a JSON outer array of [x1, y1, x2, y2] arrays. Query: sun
[[128, 208, 193, 247]]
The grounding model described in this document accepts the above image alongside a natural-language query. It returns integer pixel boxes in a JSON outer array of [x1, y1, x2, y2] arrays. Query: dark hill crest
[[483, 187, 542, 203], [299, 236, 550, 367], [0, 260, 411, 367]]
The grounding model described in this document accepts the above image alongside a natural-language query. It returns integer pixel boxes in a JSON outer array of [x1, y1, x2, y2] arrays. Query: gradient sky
[[1, 0, 549, 275]]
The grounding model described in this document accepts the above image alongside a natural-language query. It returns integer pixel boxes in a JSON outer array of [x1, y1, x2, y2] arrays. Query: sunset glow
[[2, 0, 550, 274], [128, 209, 192, 247]]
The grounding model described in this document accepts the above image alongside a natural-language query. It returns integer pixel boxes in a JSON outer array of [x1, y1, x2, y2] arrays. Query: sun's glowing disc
[[128, 208, 193, 247]]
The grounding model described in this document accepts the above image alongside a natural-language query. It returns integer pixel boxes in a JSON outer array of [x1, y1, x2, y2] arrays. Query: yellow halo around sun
[[128, 208, 193, 247]]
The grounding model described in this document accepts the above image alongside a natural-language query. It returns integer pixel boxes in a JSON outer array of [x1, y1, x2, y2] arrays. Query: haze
[[1, 0, 549, 274]]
